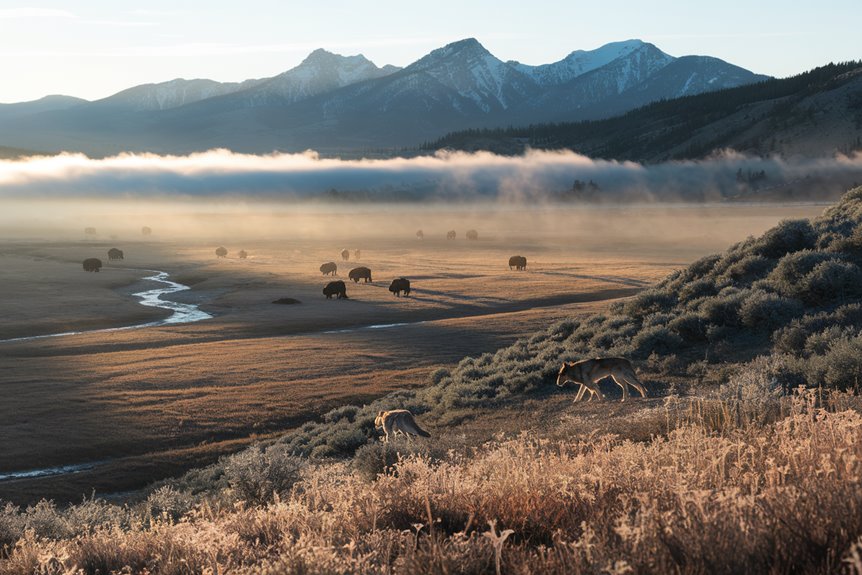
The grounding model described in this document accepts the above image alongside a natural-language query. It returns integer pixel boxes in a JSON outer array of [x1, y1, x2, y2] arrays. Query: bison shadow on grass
[[272, 297, 301, 305]]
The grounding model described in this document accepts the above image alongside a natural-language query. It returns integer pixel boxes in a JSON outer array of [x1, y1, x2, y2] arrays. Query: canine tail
[[412, 422, 431, 437]]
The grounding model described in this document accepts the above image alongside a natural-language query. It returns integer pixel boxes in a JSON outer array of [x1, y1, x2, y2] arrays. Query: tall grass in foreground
[[2, 391, 861, 574]]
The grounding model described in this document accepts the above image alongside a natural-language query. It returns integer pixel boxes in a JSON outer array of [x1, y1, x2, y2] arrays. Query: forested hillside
[[427, 62, 862, 161]]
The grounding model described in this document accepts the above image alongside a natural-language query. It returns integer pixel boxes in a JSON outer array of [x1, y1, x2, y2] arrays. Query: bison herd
[[321, 247, 413, 301], [82, 247, 128, 272]]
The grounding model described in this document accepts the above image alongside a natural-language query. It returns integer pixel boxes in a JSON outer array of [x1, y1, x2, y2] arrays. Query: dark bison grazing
[[349, 266, 372, 283], [238, 250, 248, 259], [323, 280, 348, 299], [389, 277, 411, 297], [341, 249, 350, 261], [107, 248, 124, 261], [215, 246, 228, 258], [320, 262, 338, 276], [446, 230, 456, 240], [509, 255, 527, 270], [141, 226, 152, 236], [83, 258, 102, 272], [416, 230, 424, 239], [466, 229, 479, 240]]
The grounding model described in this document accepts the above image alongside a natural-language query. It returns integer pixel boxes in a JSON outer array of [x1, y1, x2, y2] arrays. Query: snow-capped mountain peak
[[511, 39, 666, 86], [405, 38, 536, 112], [251, 49, 399, 104]]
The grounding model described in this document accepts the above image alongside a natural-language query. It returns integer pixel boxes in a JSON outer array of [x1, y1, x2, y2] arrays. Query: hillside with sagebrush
[[4, 189, 862, 573]]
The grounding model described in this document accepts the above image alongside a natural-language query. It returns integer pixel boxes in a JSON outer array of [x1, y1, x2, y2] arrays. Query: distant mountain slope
[[94, 78, 262, 111], [428, 62, 862, 161], [0, 95, 86, 119], [0, 38, 768, 155]]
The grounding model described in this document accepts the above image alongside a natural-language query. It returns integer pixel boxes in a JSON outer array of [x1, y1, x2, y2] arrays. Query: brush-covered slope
[[429, 61, 862, 160]]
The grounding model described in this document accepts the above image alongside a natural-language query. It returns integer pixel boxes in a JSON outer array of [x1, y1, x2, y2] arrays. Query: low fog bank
[[0, 149, 861, 203]]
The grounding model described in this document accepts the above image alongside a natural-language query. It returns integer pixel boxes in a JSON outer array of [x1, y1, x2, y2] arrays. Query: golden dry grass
[[1, 392, 860, 574]]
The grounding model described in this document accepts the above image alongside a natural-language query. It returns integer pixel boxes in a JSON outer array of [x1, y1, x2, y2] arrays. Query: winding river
[[0, 269, 213, 482], [0, 269, 213, 345]]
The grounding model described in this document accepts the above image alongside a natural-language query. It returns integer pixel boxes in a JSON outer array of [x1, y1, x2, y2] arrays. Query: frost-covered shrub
[[753, 218, 817, 259], [143, 486, 195, 522], [717, 356, 798, 424], [697, 287, 750, 327], [630, 325, 684, 359], [678, 277, 718, 302], [323, 405, 360, 424], [805, 335, 862, 390], [723, 254, 775, 283], [766, 250, 840, 299], [622, 288, 676, 319], [669, 312, 708, 342], [799, 260, 862, 305], [682, 253, 722, 280], [223, 446, 305, 505], [739, 291, 804, 331]]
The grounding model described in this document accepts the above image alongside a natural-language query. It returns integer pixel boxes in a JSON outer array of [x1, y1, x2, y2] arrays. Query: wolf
[[556, 358, 648, 402], [375, 409, 431, 442]]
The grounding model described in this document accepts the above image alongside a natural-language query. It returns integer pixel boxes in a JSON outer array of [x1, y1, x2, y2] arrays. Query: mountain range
[[0, 38, 769, 156], [428, 62, 862, 163]]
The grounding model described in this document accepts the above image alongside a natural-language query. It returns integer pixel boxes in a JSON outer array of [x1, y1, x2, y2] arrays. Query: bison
[[416, 229, 424, 239], [349, 266, 372, 283], [323, 280, 348, 299], [215, 246, 228, 258], [354, 249, 361, 260], [320, 261, 338, 276], [466, 229, 479, 240], [446, 230, 456, 240], [341, 249, 350, 261], [141, 226, 152, 236], [83, 258, 102, 272], [389, 277, 411, 297], [107, 248, 124, 261], [84, 227, 97, 237], [509, 255, 527, 270], [238, 250, 248, 259]]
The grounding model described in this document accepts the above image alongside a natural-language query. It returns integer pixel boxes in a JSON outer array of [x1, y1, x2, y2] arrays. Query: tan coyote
[[556, 358, 648, 402], [375, 409, 431, 442]]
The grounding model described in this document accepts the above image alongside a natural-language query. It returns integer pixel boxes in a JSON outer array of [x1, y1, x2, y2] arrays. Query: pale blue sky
[[1, 0, 859, 103]]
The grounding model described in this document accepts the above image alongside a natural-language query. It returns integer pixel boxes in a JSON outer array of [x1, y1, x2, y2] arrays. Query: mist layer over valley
[[1, 149, 862, 207]]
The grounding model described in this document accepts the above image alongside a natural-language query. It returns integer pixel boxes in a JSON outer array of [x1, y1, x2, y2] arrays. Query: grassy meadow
[[3, 194, 862, 573]]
